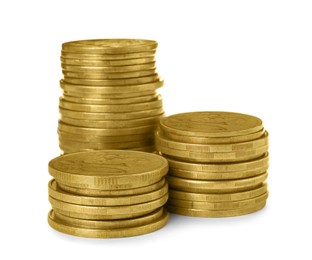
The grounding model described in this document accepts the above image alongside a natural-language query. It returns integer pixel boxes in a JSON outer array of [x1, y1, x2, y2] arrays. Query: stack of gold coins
[[58, 39, 164, 154], [47, 150, 169, 238], [155, 111, 269, 217]]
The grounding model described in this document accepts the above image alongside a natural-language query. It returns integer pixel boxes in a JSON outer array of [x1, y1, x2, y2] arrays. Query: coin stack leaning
[[47, 150, 169, 238], [155, 111, 269, 217], [58, 39, 164, 154]]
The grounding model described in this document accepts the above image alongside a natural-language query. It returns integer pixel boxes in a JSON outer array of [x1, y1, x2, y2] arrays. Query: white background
[[1, 0, 311, 259]]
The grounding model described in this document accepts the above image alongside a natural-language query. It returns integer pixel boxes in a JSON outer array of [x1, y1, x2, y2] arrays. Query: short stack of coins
[[58, 39, 164, 154], [47, 150, 169, 238], [155, 111, 269, 217]]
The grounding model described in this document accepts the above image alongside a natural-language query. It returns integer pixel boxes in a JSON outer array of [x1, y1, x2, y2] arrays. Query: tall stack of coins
[[58, 39, 164, 154], [155, 111, 269, 217], [47, 150, 169, 238]]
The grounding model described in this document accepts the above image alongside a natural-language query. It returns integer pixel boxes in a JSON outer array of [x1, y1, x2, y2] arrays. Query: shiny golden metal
[[169, 183, 268, 202], [57, 178, 166, 197], [60, 79, 164, 94], [59, 107, 164, 121], [63, 74, 159, 86], [59, 96, 162, 113], [53, 207, 163, 229], [49, 179, 168, 206], [167, 202, 266, 218], [48, 150, 168, 190], [165, 152, 269, 173], [160, 112, 263, 138], [61, 50, 156, 60], [168, 192, 268, 210], [155, 131, 269, 152], [159, 128, 265, 144], [62, 39, 158, 54], [62, 69, 157, 79], [48, 209, 169, 238], [166, 172, 268, 193], [49, 193, 168, 218]]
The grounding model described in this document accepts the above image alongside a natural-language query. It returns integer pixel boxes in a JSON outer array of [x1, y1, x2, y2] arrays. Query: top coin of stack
[[155, 111, 269, 217], [58, 39, 165, 154]]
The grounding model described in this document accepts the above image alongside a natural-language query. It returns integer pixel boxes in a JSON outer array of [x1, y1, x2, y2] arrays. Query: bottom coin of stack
[[47, 150, 169, 238], [155, 111, 269, 218]]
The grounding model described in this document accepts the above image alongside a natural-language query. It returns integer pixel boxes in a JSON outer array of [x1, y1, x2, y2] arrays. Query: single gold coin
[[169, 183, 268, 202], [58, 121, 157, 136], [160, 112, 263, 138], [61, 56, 156, 67], [62, 39, 158, 54], [168, 165, 269, 180], [48, 150, 168, 190], [166, 201, 266, 218], [166, 172, 268, 193], [60, 79, 164, 94], [59, 107, 164, 121], [57, 178, 166, 197], [60, 115, 162, 129], [156, 143, 269, 163], [58, 130, 154, 143], [168, 192, 268, 210], [48, 179, 168, 206], [155, 131, 269, 152], [61, 50, 156, 60], [62, 69, 157, 80], [48, 193, 168, 217], [53, 207, 163, 229], [59, 96, 163, 113], [159, 128, 265, 144], [165, 152, 269, 173], [63, 89, 156, 99], [63, 74, 159, 86], [62, 93, 159, 105], [58, 138, 154, 150], [61, 62, 156, 73], [48, 209, 169, 238]]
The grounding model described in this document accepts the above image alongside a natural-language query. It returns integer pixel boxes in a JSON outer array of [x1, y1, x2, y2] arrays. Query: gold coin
[[58, 121, 157, 136], [60, 79, 164, 94], [48, 179, 168, 206], [48, 150, 168, 190], [53, 207, 163, 229], [160, 112, 263, 138], [62, 39, 158, 54], [165, 152, 269, 173], [168, 192, 268, 210], [58, 130, 154, 143], [58, 178, 166, 197], [62, 69, 157, 80], [59, 96, 163, 112], [60, 115, 162, 129], [159, 128, 265, 144], [63, 74, 159, 86], [169, 183, 268, 202], [166, 201, 266, 218], [61, 50, 156, 60], [61, 56, 156, 66], [48, 209, 169, 238], [63, 89, 156, 99], [62, 93, 159, 104], [59, 138, 154, 150], [156, 144, 269, 163], [48, 193, 168, 217], [59, 107, 164, 120], [169, 165, 269, 180], [155, 131, 269, 152], [166, 172, 268, 193], [61, 62, 156, 73]]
